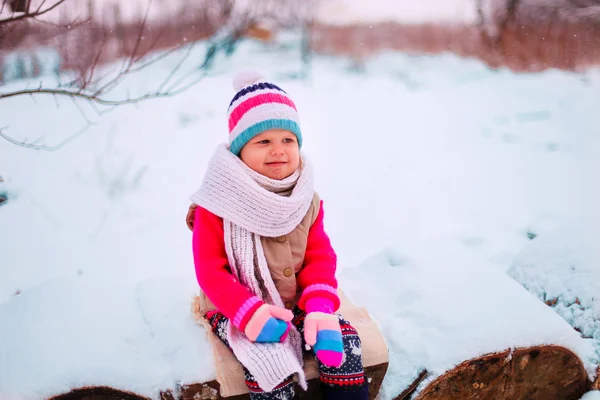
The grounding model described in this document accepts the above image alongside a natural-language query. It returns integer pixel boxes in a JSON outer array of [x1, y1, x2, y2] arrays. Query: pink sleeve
[[297, 200, 341, 312], [193, 206, 263, 330]]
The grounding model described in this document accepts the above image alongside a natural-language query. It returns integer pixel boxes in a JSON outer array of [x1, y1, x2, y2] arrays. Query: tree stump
[[49, 387, 150, 400], [183, 290, 389, 400], [338, 241, 598, 400], [396, 345, 588, 400], [593, 366, 600, 391], [171, 361, 388, 400]]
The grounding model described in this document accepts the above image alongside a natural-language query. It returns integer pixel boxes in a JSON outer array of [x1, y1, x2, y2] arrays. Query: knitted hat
[[227, 70, 302, 156]]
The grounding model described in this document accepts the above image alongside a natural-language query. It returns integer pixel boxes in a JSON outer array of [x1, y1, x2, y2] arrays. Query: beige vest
[[186, 193, 321, 315]]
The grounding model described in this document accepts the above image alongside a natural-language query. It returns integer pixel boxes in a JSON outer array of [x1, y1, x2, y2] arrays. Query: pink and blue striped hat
[[227, 70, 302, 156]]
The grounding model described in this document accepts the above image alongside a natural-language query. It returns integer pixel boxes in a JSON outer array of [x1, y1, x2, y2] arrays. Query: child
[[187, 70, 368, 400]]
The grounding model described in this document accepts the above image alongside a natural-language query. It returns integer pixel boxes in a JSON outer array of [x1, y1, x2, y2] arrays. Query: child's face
[[239, 129, 300, 180]]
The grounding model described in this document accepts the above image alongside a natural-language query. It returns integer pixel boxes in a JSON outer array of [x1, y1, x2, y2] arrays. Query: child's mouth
[[266, 162, 286, 167]]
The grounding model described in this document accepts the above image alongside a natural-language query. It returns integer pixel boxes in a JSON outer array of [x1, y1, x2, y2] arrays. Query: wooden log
[[184, 290, 388, 400], [175, 361, 387, 400], [402, 345, 588, 400], [593, 366, 600, 391], [338, 241, 597, 400], [393, 369, 429, 400], [48, 386, 150, 400], [45, 345, 585, 400], [41, 233, 598, 400]]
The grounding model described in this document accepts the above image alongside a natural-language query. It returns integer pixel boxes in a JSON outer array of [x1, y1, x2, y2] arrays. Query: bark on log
[[171, 361, 387, 400], [49, 386, 150, 400], [593, 366, 600, 391], [44, 346, 587, 400], [392, 345, 588, 400]]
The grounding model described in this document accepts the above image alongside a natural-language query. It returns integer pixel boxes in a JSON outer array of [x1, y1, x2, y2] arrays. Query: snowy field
[[1, 37, 600, 399]]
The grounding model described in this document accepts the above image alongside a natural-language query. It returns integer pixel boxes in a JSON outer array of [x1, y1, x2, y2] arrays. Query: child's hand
[[244, 304, 293, 343], [304, 298, 344, 368]]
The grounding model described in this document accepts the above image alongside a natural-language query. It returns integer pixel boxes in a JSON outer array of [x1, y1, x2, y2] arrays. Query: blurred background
[[2, 0, 600, 81]]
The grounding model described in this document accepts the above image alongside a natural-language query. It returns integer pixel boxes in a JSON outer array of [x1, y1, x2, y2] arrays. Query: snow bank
[[0, 277, 212, 399], [1, 38, 600, 399], [508, 219, 600, 340], [339, 240, 598, 398]]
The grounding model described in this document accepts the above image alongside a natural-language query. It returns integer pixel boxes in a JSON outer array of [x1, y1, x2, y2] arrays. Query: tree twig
[[0, 123, 95, 151], [0, 0, 313, 151], [0, 0, 66, 25]]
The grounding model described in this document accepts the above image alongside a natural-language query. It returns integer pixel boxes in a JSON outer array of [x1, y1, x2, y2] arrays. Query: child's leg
[[292, 308, 369, 400], [206, 310, 296, 400]]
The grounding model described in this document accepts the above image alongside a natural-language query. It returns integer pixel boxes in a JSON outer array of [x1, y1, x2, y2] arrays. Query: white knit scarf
[[190, 144, 314, 392]]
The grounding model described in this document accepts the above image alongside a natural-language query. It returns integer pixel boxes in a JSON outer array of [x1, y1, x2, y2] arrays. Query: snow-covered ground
[[341, 241, 598, 398], [509, 220, 600, 341], [1, 37, 600, 399]]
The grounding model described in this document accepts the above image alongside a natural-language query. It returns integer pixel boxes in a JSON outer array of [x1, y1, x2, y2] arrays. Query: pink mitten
[[304, 297, 344, 367], [244, 304, 293, 343]]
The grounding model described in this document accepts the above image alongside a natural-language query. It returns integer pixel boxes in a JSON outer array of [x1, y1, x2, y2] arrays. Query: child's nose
[[271, 146, 284, 155]]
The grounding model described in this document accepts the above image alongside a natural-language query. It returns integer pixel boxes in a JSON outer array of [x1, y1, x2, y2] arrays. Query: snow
[[0, 277, 213, 399], [2, 52, 36, 82], [508, 220, 600, 341], [315, 0, 478, 25], [339, 241, 597, 397], [1, 37, 600, 399]]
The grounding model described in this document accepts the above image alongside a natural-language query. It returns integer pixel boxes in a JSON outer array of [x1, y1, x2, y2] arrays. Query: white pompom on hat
[[227, 69, 302, 156], [232, 69, 266, 92]]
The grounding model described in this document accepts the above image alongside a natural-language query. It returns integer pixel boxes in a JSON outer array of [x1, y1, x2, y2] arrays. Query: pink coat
[[189, 198, 340, 332]]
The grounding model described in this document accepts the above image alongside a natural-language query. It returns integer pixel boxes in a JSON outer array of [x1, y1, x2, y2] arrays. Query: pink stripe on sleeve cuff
[[233, 296, 263, 330], [298, 284, 340, 312]]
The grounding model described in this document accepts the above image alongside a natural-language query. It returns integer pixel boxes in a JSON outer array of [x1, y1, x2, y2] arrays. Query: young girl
[[187, 70, 368, 400]]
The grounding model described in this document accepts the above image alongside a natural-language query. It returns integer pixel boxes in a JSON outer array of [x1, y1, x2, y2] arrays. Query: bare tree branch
[[0, 123, 94, 151], [84, 30, 108, 90], [0, 0, 65, 25], [126, 42, 187, 74], [1, 0, 315, 151], [91, 2, 153, 97], [155, 42, 196, 93], [29, 13, 85, 28], [0, 13, 228, 107], [498, 0, 521, 36], [475, 0, 523, 44], [1, 87, 190, 105], [70, 95, 94, 125]]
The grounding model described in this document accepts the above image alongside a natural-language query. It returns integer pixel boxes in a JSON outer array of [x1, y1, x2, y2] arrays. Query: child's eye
[[283, 138, 295, 143], [258, 140, 270, 144]]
